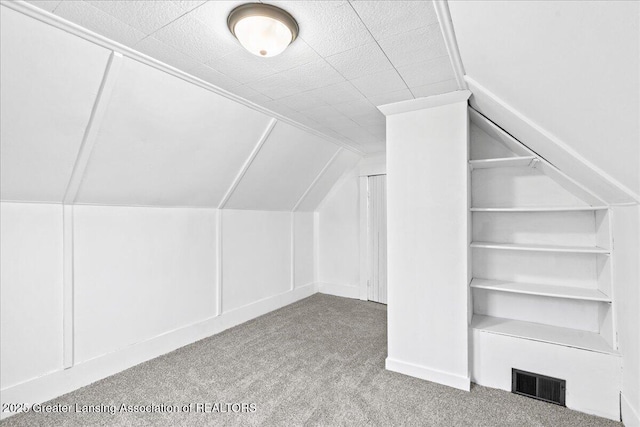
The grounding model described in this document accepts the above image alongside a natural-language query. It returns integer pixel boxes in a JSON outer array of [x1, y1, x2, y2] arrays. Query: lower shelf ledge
[[470, 278, 612, 302], [470, 315, 619, 356]]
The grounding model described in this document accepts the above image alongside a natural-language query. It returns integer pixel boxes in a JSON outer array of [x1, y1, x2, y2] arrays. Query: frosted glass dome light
[[228, 4, 299, 58]]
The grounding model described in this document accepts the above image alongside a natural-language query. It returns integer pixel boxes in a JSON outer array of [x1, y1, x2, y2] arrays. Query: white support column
[[380, 90, 472, 391]]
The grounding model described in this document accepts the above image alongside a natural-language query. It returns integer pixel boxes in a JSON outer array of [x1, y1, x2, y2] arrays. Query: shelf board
[[470, 241, 610, 255], [470, 206, 608, 212], [470, 278, 611, 302], [469, 156, 536, 169], [471, 315, 618, 355]]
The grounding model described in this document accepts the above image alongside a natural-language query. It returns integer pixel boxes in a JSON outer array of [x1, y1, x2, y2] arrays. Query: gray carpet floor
[[2, 294, 620, 426]]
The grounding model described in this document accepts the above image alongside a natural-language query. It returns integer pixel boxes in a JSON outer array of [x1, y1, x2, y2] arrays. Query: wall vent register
[[512, 369, 566, 406]]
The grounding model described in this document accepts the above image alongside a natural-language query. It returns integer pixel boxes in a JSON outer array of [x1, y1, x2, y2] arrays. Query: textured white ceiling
[[25, 0, 457, 154]]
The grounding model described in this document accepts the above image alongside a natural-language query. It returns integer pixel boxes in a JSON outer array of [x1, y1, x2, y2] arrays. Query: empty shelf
[[470, 278, 611, 302], [471, 206, 608, 212], [469, 156, 536, 169], [471, 315, 618, 355], [470, 241, 610, 254]]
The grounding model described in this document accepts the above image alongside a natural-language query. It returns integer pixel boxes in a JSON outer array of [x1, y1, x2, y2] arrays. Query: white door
[[367, 174, 387, 304]]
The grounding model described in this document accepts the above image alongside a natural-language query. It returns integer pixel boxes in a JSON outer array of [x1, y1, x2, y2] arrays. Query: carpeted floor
[[2, 294, 619, 426]]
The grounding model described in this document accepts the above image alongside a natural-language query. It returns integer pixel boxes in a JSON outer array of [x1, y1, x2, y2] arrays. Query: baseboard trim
[[0, 283, 318, 420], [622, 393, 640, 427], [385, 357, 471, 391], [318, 282, 360, 299]]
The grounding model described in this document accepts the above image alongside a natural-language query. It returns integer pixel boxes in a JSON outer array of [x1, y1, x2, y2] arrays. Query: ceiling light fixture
[[227, 3, 299, 58]]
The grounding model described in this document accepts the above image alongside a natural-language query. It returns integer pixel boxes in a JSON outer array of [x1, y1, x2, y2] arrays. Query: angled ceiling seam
[[292, 148, 343, 212], [217, 118, 278, 210], [3, 1, 364, 157], [433, 0, 467, 91], [63, 51, 123, 205]]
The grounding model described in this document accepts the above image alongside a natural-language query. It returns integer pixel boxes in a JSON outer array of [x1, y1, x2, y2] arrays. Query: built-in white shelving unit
[[468, 112, 616, 355]]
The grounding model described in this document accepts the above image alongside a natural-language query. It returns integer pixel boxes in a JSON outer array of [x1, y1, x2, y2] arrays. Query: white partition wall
[[380, 91, 471, 391]]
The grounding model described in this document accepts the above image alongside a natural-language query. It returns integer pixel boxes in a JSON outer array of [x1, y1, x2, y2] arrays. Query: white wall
[[315, 153, 388, 299], [0, 202, 63, 389], [222, 209, 292, 312], [382, 93, 470, 391], [317, 168, 361, 298], [1, 204, 319, 418], [613, 205, 640, 426], [73, 205, 217, 363], [294, 212, 315, 288]]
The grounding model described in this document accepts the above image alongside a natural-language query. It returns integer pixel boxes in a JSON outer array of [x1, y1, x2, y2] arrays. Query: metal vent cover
[[512, 369, 566, 406]]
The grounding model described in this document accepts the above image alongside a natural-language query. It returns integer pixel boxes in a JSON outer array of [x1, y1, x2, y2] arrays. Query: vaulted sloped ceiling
[[449, 1, 640, 203], [21, 0, 459, 154], [295, 149, 361, 212], [75, 56, 273, 207], [0, 7, 111, 202], [0, 5, 361, 210], [225, 122, 339, 211]]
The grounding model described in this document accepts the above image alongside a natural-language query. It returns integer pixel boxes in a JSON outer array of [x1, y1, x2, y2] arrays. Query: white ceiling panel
[[350, 0, 439, 40], [225, 121, 339, 211], [86, 0, 186, 35], [269, 1, 374, 57], [412, 79, 458, 98], [350, 69, 408, 98], [201, 48, 279, 84], [367, 89, 414, 106], [133, 36, 202, 71], [307, 81, 364, 106], [296, 149, 361, 212], [325, 42, 394, 80], [150, 14, 239, 64], [0, 7, 111, 202], [396, 56, 454, 88], [188, 63, 242, 88], [55, 1, 147, 47], [247, 59, 345, 99], [76, 57, 272, 206], [376, 24, 449, 68], [21, 0, 459, 154]]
